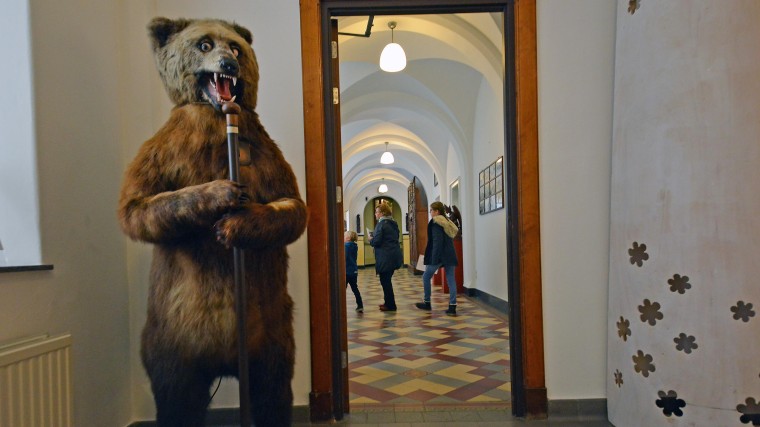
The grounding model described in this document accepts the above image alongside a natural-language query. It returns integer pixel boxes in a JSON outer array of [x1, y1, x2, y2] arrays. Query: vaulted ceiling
[[337, 13, 504, 209]]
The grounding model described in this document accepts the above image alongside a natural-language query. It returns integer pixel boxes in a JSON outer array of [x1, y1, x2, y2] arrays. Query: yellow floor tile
[[434, 365, 484, 382], [385, 378, 456, 395], [352, 366, 397, 384], [438, 343, 475, 357], [384, 356, 439, 369], [475, 352, 509, 363]]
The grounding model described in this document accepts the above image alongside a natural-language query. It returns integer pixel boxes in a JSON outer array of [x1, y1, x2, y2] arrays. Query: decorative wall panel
[[607, 1, 760, 426]]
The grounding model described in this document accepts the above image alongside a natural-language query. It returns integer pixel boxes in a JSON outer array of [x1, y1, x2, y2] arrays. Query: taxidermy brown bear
[[118, 17, 307, 427]]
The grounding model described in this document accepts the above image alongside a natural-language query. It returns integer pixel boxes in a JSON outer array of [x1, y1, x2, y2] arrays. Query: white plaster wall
[[537, 0, 616, 399], [443, 143, 469, 287], [471, 75, 507, 300], [0, 0, 133, 426], [607, 1, 760, 425], [445, 143, 461, 205]]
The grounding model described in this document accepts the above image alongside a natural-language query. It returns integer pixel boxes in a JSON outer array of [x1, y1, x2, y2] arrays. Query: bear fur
[[118, 17, 307, 427]]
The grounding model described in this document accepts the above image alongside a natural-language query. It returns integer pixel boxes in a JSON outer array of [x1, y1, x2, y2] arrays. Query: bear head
[[148, 17, 259, 112]]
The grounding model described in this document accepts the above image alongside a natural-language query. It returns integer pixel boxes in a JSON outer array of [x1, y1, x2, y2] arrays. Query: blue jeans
[[422, 264, 457, 306]]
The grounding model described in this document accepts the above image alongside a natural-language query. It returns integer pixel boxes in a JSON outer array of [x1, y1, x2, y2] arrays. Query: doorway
[[299, 0, 544, 421], [337, 8, 510, 414]]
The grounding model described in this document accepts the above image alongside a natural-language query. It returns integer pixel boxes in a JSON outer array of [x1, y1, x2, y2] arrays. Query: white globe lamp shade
[[379, 43, 406, 72], [378, 183, 389, 193], [380, 151, 395, 164]]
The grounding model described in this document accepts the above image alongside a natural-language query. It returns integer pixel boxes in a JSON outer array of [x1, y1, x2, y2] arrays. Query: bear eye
[[198, 40, 213, 52], [231, 45, 241, 57]]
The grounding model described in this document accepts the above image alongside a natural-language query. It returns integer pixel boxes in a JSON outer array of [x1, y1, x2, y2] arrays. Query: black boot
[[445, 305, 457, 316], [415, 301, 431, 311]]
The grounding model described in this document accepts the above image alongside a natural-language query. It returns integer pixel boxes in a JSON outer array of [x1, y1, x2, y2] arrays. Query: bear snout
[[220, 57, 239, 76]]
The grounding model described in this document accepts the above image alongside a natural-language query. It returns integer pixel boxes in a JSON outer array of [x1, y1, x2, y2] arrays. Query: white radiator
[[0, 334, 73, 427]]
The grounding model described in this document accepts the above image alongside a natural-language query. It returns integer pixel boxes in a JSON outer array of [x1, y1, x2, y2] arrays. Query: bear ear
[[231, 22, 253, 45], [148, 17, 191, 49]]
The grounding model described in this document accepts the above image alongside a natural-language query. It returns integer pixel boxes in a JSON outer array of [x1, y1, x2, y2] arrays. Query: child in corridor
[[344, 230, 363, 312]]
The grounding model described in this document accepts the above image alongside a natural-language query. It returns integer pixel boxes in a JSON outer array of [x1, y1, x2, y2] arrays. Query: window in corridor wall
[[0, 0, 44, 269]]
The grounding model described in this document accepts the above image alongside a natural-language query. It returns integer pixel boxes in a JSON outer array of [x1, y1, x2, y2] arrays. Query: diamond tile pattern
[[347, 268, 511, 409]]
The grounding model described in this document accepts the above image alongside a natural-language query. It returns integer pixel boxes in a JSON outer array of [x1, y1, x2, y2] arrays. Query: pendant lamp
[[378, 178, 389, 194], [379, 21, 406, 72], [380, 142, 395, 165]]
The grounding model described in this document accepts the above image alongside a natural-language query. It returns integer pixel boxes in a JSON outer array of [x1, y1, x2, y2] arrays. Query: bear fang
[[206, 73, 238, 104]]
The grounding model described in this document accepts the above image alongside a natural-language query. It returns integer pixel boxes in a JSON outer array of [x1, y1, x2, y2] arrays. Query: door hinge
[[333, 87, 339, 105], [331, 41, 338, 59], [336, 186, 342, 204]]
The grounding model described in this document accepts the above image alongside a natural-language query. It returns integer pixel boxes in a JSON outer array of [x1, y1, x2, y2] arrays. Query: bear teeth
[[211, 73, 238, 104], [213, 73, 237, 88]]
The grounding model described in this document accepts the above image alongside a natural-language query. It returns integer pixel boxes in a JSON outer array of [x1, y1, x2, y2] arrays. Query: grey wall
[[0, 0, 132, 425]]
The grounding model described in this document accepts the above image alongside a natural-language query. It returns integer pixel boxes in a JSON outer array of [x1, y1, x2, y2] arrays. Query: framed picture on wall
[[478, 156, 504, 215]]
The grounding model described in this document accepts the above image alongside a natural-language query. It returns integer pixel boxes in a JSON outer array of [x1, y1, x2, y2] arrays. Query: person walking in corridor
[[370, 202, 403, 312], [344, 230, 363, 312], [416, 201, 459, 316]]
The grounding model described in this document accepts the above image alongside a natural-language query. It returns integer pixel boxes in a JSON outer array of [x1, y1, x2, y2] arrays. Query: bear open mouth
[[200, 72, 238, 106]]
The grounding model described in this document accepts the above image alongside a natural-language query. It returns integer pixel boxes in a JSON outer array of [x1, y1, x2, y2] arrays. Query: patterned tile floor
[[346, 267, 511, 410], [216, 267, 614, 426]]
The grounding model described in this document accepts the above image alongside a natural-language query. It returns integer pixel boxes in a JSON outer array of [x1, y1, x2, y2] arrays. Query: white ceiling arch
[[343, 127, 441, 170], [342, 126, 442, 182], [339, 59, 491, 189], [344, 168, 410, 209], [335, 12, 504, 214], [338, 14, 503, 90], [344, 157, 433, 209], [343, 146, 432, 187], [339, 61, 482, 145], [341, 100, 469, 185]]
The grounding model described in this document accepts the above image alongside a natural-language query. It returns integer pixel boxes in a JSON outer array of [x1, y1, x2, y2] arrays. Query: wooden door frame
[[299, 0, 545, 420]]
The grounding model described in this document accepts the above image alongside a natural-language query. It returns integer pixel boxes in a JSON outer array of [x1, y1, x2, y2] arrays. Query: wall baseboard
[[128, 399, 607, 425], [128, 405, 310, 426], [461, 293, 607, 421], [464, 286, 510, 316], [548, 398, 608, 420]]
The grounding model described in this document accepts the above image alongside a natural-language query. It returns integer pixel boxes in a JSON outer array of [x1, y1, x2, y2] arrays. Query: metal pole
[[222, 102, 252, 427]]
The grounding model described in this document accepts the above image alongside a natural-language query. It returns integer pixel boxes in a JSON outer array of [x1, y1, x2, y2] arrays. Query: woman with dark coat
[[369, 202, 403, 311], [415, 201, 459, 316]]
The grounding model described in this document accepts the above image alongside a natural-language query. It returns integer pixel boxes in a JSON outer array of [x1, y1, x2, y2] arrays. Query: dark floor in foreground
[[289, 408, 615, 426]]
